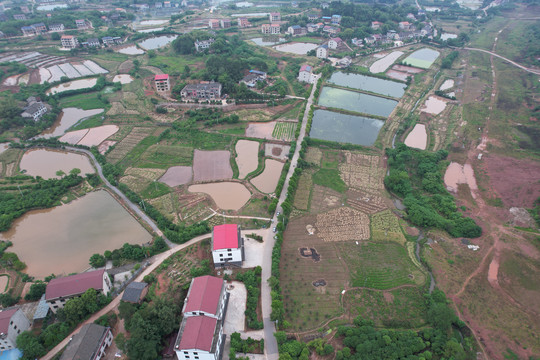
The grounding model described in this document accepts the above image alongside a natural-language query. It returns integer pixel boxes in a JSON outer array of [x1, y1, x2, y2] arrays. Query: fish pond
[[1, 190, 152, 278], [46, 78, 97, 95], [310, 109, 384, 146], [138, 35, 178, 50], [318, 87, 398, 118], [327, 71, 406, 98], [20, 148, 95, 179], [402, 48, 440, 69]]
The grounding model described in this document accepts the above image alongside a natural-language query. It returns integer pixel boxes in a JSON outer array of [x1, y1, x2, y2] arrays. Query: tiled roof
[[213, 224, 239, 250], [0, 308, 18, 334], [60, 324, 109, 360], [183, 276, 223, 315], [122, 282, 147, 303], [178, 316, 217, 351], [155, 74, 169, 80], [45, 270, 105, 300], [299, 64, 312, 73]]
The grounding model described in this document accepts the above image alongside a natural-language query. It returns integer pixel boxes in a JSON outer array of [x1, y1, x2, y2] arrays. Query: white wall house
[[45, 270, 111, 313], [0, 308, 30, 351], [328, 37, 342, 50], [211, 224, 244, 267], [316, 44, 328, 59], [175, 316, 225, 360], [175, 275, 229, 360]]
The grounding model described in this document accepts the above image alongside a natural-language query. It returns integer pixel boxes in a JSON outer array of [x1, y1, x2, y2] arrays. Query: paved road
[[41, 233, 213, 360], [260, 83, 317, 360], [462, 47, 540, 75], [64, 146, 174, 247]]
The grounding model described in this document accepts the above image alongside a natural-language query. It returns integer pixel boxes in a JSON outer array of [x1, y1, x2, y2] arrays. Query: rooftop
[[183, 276, 223, 316], [45, 270, 105, 301], [122, 282, 148, 303], [177, 316, 218, 352], [60, 324, 109, 360], [155, 74, 169, 81], [213, 224, 239, 250], [0, 308, 18, 334], [299, 64, 312, 73]]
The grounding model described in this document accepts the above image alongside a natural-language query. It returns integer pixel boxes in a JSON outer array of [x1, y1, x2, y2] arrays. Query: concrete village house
[[175, 275, 229, 360]]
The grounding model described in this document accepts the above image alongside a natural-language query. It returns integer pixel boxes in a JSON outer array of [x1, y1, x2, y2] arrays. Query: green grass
[[337, 241, 426, 290], [59, 92, 110, 110], [135, 144, 193, 168], [147, 54, 201, 71], [69, 114, 104, 131], [292, 36, 322, 44], [140, 181, 171, 199], [170, 129, 233, 151], [346, 286, 427, 328], [312, 168, 347, 193], [118, 136, 159, 169], [91, 52, 130, 63]]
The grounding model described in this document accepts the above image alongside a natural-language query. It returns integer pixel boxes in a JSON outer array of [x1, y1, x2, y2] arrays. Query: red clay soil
[[483, 154, 540, 208]]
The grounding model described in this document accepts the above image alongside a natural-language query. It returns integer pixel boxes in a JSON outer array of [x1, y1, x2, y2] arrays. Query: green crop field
[[337, 241, 426, 290], [272, 121, 296, 141], [135, 144, 193, 169]]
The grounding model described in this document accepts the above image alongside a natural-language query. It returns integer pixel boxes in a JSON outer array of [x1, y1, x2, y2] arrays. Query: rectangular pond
[[327, 71, 406, 98], [402, 48, 440, 69], [310, 109, 384, 146], [318, 87, 398, 118]]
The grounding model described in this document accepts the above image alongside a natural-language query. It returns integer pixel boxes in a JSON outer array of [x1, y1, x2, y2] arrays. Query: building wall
[[95, 329, 113, 360], [1, 310, 30, 350], [298, 70, 311, 83], [316, 47, 327, 59], [155, 78, 170, 91]]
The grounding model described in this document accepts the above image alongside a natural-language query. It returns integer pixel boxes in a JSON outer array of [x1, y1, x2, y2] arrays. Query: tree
[[51, 32, 60, 40], [172, 34, 195, 54], [24, 281, 47, 301], [69, 168, 81, 176], [17, 332, 46, 360], [89, 253, 106, 268]]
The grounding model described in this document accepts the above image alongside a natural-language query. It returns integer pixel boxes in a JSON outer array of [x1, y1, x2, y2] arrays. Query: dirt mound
[[312, 279, 326, 287], [299, 247, 321, 262], [485, 154, 540, 208]]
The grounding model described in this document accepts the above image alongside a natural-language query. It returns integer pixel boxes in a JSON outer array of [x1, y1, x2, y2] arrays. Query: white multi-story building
[[61, 35, 78, 49], [269, 12, 281, 22], [211, 224, 244, 267], [175, 276, 229, 360], [298, 64, 318, 84], [261, 23, 280, 34], [0, 308, 30, 351], [328, 37, 342, 49], [45, 270, 111, 313], [316, 44, 328, 59], [154, 74, 170, 91]]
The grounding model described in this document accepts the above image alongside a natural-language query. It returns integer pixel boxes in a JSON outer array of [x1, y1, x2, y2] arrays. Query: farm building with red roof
[[45, 270, 111, 313], [211, 224, 244, 268]]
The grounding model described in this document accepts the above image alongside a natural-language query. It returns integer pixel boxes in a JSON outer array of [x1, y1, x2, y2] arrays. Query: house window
[[199, 312, 204, 315], [227, 249, 231, 252], [195, 357, 199, 359], [194, 353, 198, 355], [219, 254, 223, 257], [9, 321, 12, 325]]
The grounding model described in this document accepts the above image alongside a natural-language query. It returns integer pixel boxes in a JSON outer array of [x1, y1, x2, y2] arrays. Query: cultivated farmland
[[271, 121, 296, 141]]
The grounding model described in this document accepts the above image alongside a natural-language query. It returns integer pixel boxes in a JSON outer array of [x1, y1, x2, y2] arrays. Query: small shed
[[121, 282, 148, 304]]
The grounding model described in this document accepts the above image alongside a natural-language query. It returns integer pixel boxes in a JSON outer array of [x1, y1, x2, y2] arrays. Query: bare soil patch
[[159, 166, 193, 187], [193, 150, 233, 182], [245, 121, 276, 140], [299, 247, 321, 262], [265, 143, 290, 161], [484, 154, 540, 208], [310, 185, 343, 213]]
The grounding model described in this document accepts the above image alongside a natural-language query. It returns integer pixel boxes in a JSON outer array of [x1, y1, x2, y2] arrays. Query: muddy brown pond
[[0, 190, 152, 278]]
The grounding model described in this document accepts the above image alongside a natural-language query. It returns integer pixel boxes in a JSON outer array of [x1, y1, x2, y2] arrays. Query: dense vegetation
[[236, 266, 263, 330], [385, 144, 481, 238], [0, 174, 84, 232], [118, 296, 183, 360]]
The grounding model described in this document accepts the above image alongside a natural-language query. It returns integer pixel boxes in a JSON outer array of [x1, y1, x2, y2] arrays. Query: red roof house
[[212, 224, 240, 250], [178, 316, 218, 351], [154, 74, 169, 81], [183, 276, 226, 318], [45, 270, 111, 313], [0, 308, 18, 334]]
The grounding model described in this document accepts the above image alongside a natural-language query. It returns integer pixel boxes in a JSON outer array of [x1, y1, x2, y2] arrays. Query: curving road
[[63, 146, 173, 247], [462, 47, 540, 75]]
